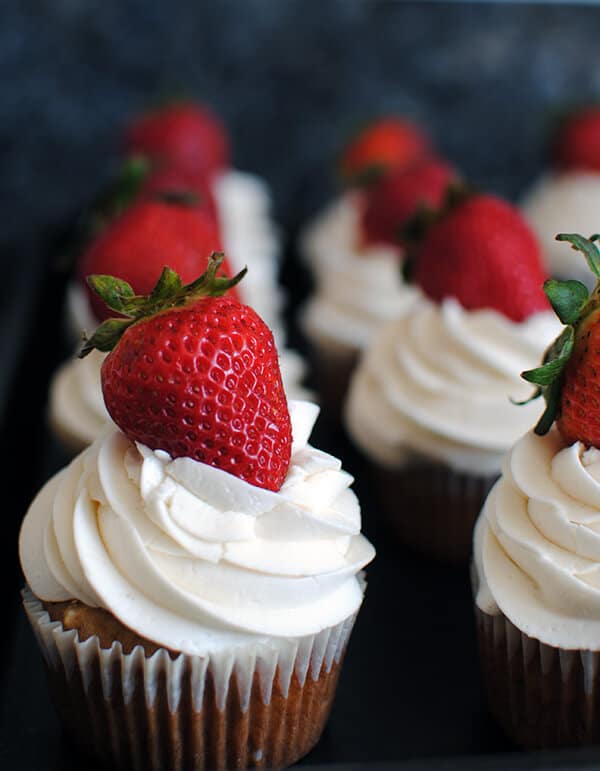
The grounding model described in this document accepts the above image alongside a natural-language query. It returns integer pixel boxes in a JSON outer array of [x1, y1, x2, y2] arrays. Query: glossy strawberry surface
[[101, 296, 292, 491], [414, 194, 549, 322]]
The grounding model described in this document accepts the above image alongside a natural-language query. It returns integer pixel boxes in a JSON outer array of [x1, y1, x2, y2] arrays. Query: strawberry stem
[[79, 253, 246, 358]]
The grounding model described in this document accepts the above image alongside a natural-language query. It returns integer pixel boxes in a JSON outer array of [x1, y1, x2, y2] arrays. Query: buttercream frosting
[[345, 298, 562, 475], [474, 428, 600, 650], [21, 400, 374, 654], [521, 172, 600, 286], [300, 194, 421, 353]]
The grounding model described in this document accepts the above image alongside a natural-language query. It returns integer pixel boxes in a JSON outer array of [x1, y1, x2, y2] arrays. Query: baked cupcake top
[[475, 234, 600, 648], [522, 107, 600, 285], [23, 260, 374, 653], [300, 118, 456, 353], [345, 193, 561, 475]]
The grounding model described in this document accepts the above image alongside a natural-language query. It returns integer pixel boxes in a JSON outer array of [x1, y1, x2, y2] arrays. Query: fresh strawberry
[[141, 166, 218, 220], [553, 107, 600, 172], [522, 233, 600, 445], [80, 256, 292, 491], [77, 197, 236, 322], [413, 193, 549, 322], [360, 157, 457, 247], [339, 117, 431, 186], [124, 102, 230, 177]]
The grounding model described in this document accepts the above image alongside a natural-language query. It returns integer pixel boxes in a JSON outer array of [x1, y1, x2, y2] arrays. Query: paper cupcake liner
[[373, 462, 497, 564], [475, 605, 600, 749], [23, 588, 356, 770], [307, 341, 359, 424]]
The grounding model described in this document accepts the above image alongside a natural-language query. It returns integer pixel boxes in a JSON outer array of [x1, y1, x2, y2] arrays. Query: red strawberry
[[77, 197, 237, 322], [124, 102, 230, 177], [360, 157, 457, 247], [339, 117, 431, 186], [553, 107, 600, 172], [413, 193, 549, 322], [80, 256, 292, 492], [141, 166, 218, 220], [522, 234, 600, 446]]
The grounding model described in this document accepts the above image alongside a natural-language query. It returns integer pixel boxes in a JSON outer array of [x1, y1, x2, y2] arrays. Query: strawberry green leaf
[[87, 275, 135, 312], [149, 266, 183, 303], [79, 318, 133, 358], [522, 326, 574, 387], [543, 279, 589, 325], [534, 379, 562, 436], [556, 233, 600, 278], [511, 386, 542, 406], [79, 253, 247, 357]]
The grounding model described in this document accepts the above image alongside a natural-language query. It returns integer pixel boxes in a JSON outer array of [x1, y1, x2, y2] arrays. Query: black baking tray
[[1, 222, 600, 771], [5, 2, 600, 768]]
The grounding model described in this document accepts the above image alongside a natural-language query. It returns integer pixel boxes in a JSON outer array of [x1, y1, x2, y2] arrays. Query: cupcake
[[473, 233, 600, 748], [300, 117, 456, 414], [22, 260, 375, 770], [345, 193, 562, 563], [522, 106, 600, 286]]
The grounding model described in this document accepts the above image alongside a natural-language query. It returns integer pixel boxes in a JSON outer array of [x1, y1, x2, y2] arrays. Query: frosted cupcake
[[300, 118, 456, 413], [22, 261, 375, 770], [345, 193, 561, 563], [522, 106, 600, 286], [473, 233, 600, 747]]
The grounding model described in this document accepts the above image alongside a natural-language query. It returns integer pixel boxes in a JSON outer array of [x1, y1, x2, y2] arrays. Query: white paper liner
[[23, 587, 358, 770], [22, 587, 355, 713], [476, 605, 600, 748]]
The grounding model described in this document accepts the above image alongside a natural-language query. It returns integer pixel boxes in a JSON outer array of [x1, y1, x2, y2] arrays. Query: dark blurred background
[[2, 0, 600, 250]]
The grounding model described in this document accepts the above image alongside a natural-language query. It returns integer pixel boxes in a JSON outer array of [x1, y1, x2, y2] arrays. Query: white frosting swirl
[[21, 401, 374, 654], [345, 299, 562, 475], [300, 194, 421, 353], [521, 172, 600, 287], [212, 170, 285, 342], [474, 428, 600, 650]]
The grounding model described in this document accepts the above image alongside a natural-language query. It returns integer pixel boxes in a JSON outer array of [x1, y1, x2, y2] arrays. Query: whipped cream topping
[[345, 298, 562, 475], [212, 170, 285, 343], [300, 194, 421, 352], [521, 172, 600, 286], [474, 428, 600, 650], [21, 401, 374, 653]]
